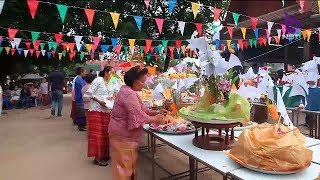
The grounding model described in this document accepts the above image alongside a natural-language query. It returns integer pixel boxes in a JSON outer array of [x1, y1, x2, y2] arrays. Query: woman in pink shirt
[[109, 66, 166, 180]]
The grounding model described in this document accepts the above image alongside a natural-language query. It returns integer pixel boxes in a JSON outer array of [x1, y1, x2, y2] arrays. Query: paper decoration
[[277, 29, 281, 40], [238, 39, 243, 50], [110, 12, 120, 29], [39, 43, 45, 50], [318, 0, 320, 13], [128, 39, 135, 48], [226, 40, 231, 49], [48, 41, 57, 51], [168, 0, 176, 14], [10, 48, 16, 56], [41, 50, 46, 56], [175, 40, 181, 48], [285, 13, 300, 34], [54, 33, 63, 44], [12, 38, 21, 48], [240, 27, 246, 39], [191, 2, 200, 19], [254, 29, 259, 39], [0, 1, 5, 14], [154, 18, 164, 34], [35, 50, 40, 58], [178, 21, 185, 36], [84, 8, 95, 26], [232, 13, 240, 27], [8, 28, 18, 40], [133, 16, 143, 31], [228, 54, 242, 69], [23, 50, 28, 57], [30, 31, 40, 43], [56, 4, 68, 23], [281, 24, 286, 36], [145, 39, 152, 52], [79, 52, 84, 61], [227, 26, 233, 39], [301, 30, 307, 40], [24, 42, 31, 49], [144, 0, 150, 9], [17, 48, 23, 55], [162, 40, 168, 49], [299, 0, 305, 11], [27, 0, 39, 19], [29, 49, 35, 56], [111, 38, 118, 48], [267, 21, 274, 35], [74, 35, 82, 44], [68, 43, 75, 52], [306, 29, 312, 42], [100, 45, 109, 53], [195, 23, 202, 36], [213, 8, 222, 21], [152, 83, 164, 100], [58, 53, 63, 60], [251, 17, 258, 30], [93, 36, 100, 47], [33, 40, 41, 50]]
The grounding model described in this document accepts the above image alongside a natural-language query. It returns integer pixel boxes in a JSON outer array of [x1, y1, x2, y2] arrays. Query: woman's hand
[[98, 100, 106, 107], [159, 109, 169, 116]]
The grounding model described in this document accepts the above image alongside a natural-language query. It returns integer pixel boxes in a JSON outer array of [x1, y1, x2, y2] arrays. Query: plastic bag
[[227, 123, 312, 172]]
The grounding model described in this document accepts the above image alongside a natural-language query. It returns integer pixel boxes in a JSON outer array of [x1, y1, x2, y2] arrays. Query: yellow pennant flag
[[110, 12, 120, 29], [181, 45, 186, 54], [58, 53, 63, 60], [301, 30, 307, 40], [306, 30, 312, 42], [318, 0, 320, 13], [5, 47, 10, 55], [241, 27, 246, 39], [128, 39, 136, 48], [226, 40, 232, 48], [191, 2, 200, 19], [86, 44, 93, 53]]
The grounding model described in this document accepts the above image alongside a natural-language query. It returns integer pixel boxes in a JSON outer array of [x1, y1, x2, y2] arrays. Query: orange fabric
[[110, 137, 139, 180], [147, 67, 156, 75]]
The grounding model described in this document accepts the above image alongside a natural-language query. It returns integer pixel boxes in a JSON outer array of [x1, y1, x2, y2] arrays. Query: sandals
[[94, 159, 109, 166]]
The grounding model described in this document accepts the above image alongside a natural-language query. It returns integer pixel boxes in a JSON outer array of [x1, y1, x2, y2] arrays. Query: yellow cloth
[[227, 123, 312, 172], [110, 137, 139, 180]]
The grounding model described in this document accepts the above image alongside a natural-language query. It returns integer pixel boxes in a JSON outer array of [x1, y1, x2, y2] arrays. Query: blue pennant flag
[[47, 52, 52, 59], [177, 50, 182, 59], [134, 16, 143, 31], [288, 35, 294, 43], [214, 39, 220, 50], [254, 29, 259, 39], [154, 47, 158, 54], [17, 48, 23, 55], [111, 38, 118, 48], [168, 0, 176, 14], [100, 45, 109, 53]]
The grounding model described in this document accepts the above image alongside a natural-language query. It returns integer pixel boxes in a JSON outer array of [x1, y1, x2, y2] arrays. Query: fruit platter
[[149, 115, 196, 134]]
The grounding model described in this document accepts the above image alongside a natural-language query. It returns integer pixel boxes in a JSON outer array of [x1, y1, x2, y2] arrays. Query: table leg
[[189, 157, 197, 180], [291, 110, 295, 126], [147, 133, 150, 152], [151, 135, 156, 180]]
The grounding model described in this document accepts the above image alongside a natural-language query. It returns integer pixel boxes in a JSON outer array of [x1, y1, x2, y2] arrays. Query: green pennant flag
[[146, 54, 151, 61], [0, 47, 3, 54], [40, 43, 46, 50], [80, 52, 84, 61], [56, 4, 68, 23], [253, 39, 257, 48], [123, 46, 128, 53], [62, 51, 66, 57], [249, 39, 253, 48], [162, 40, 168, 48], [232, 13, 240, 27], [48, 42, 57, 50], [212, 25, 218, 30], [139, 46, 143, 54], [157, 46, 163, 54], [31, 31, 40, 43]]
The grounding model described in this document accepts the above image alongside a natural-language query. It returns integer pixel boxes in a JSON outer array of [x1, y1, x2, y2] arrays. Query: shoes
[[78, 125, 87, 131], [94, 159, 109, 166], [51, 110, 55, 116], [57, 114, 62, 117]]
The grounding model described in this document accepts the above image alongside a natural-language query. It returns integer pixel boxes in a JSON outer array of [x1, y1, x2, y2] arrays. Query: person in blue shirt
[[75, 67, 87, 131]]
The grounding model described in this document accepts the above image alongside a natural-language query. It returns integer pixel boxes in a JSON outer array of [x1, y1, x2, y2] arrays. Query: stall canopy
[[21, 74, 43, 80]]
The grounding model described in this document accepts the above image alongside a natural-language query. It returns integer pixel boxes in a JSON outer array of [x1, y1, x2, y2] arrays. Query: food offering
[[149, 115, 196, 134], [226, 123, 313, 174]]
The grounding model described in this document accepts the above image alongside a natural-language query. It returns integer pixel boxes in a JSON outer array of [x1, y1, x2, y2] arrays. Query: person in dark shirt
[[48, 70, 66, 117], [74, 67, 87, 131], [20, 84, 31, 109]]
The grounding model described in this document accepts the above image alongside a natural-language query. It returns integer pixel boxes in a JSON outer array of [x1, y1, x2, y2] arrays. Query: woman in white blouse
[[86, 66, 115, 166]]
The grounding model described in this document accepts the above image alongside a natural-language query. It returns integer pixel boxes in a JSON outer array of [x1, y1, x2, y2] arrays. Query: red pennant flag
[[150, 46, 154, 53], [8, 28, 19, 40], [258, 38, 263, 46], [51, 50, 55, 57], [69, 52, 74, 61], [243, 41, 249, 49], [11, 48, 16, 56], [61, 42, 68, 50], [35, 50, 41, 58], [137, 54, 141, 61], [145, 39, 152, 52], [169, 46, 175, 58], [33, 40, 41, 50], [68, 43, 75, 52], [154, 18, 164, 34], [143, 46, 149, 54], [25, 42, 31, 49], [213, 8, 222, 21], [175, 40, 182, 48], [84, 8, 95, 26], [262, 37, 267, 46], [155, 54, 159, 61], [195, 23, 203, 36], [90, 53, 94, 60], [227, 26, 233, 39], [27, 0, 39, 19], [220, 44, 225, 51], [29, 49, 35, 56], [115, 45, 121, 55], [54, 34, 64, 44], [251, 17, 258, 30], [237, 39, 243, 50]]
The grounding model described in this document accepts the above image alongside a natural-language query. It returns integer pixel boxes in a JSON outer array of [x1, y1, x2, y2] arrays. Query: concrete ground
[[0, 95, 221, 180]]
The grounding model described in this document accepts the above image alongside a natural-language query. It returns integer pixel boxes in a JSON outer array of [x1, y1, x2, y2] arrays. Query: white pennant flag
[[177, 78, 185, 91], [10, 41, 16, 49], [277, 29, 281, 40], [276, 88, 293, 128], [227, 54, 242, 70], [74, 35, 83, 43], [268, 37, 272, 45], [23, 50, 29, 57], [0, 1, 5, 14], [41, 50, 46, 56], [178, 21, 186, 36], [13, 38, 21, 48], [172, 80, 178, 90], [76, 43, 82, 52], [267, 21, 274, 35], [318, 27, 320, 34], [152, 83, 164, 100]]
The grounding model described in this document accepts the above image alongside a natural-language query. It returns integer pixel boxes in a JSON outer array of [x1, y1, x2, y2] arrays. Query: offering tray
[[187, 117, 240, 151]]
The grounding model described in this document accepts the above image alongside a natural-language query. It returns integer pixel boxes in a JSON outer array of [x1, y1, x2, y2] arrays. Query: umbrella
[[21, 74, 43, 80]]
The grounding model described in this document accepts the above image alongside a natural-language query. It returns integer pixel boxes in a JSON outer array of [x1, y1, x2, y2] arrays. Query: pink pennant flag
[[154, 18, 164, 34], [115, 45, 122, 55], [11, 48, 16, 56], [51, 50, 55, 57], [25, 42, 31, 49], [213, 8, 222, 21], [90, 53, 94, 60], [251, 17, 258, 30], [238, 39, 243, 50], [299, 0, 305, 11], [144, 0, 150, 10], [8, 28, 19, 40], [220, 44, 225, 51], [145, 39, 152, 52], [93, 36, 101, 46], [27, 0, 39, 19], [35, 50, 41, 58], [195, 23, 203, 36], [243, 41, 249, 49], [175, 40, 182, 48], [227, 26, 233, 39], [265, 29, 270, 38], [33, 40, 41, 50], [29, 49, 35, 56], [155, 54, 159, 61], [55, 34, 64, 44], [281, 24, 286, 36]]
